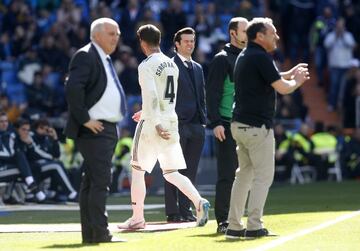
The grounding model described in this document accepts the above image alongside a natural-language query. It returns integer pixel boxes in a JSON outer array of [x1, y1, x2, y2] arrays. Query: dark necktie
[[185, 60, 195, 83], [107, 57, 127, 117], [185, 60, 193, 70]]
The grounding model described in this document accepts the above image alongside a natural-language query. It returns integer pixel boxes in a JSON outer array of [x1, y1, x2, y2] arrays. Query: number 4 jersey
[[138, 52, 179, 124]]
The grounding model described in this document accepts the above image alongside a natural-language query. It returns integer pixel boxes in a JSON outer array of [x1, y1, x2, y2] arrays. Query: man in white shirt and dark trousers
[[65, 18, 126, 243]]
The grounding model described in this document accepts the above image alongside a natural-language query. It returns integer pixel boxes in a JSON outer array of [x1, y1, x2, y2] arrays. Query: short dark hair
[[246, 17, 273, 41], [228, 17, 248, 34], [137, 24, 161, 46], [33, 118, 50, 130], [13, 118, 30, 129], [173, 27, 195, 44], [173, 27, 195, 52]]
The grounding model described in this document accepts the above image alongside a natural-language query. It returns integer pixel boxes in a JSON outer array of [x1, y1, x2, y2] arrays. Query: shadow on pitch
[[187, 232, 221, 238], [42, 243, 99, 249]]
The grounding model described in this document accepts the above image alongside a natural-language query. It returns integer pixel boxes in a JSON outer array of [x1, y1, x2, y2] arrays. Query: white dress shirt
[[177, 53, 192, 68], [88, 42, 123, 122]]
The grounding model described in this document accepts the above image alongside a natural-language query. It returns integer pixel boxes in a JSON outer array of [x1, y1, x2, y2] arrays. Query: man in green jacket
[[206, 17, 248, 234]]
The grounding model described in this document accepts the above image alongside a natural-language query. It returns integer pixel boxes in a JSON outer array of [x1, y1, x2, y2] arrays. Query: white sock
[[130, 168, 146, 221], [163, 171, 201, 210], [25, 176, 34, 186], [36, 191, 46, 201], [68, 191, 77, 199]]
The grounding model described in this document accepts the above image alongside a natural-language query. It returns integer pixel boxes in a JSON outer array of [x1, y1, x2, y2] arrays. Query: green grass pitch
[[0, 181, 359, 251]]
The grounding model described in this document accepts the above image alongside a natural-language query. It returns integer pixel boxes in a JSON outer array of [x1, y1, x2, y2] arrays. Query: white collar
[[177, 53, 192, 64], [92, 42, 108, 61]]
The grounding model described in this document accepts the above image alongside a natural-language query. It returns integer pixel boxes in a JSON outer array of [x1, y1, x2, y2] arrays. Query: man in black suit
[[164, 27, 206, 223], [64, 18, 126, 243]]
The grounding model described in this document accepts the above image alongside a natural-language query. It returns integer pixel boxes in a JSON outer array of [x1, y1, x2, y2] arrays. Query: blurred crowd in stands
[[1, 0, 360, 204]]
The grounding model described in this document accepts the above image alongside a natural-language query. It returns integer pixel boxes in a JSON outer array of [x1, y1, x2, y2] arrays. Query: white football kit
[[131, 52, 187, 172]]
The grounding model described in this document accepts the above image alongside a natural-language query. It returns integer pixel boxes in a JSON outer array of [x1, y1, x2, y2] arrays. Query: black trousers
[[0, 153, 33, 182], [30, 160, 75, 195], [76, 122, 117, 242], [164, 123, 205, 217], [215, 123, 238, 224], [0, 164, 21, 182]]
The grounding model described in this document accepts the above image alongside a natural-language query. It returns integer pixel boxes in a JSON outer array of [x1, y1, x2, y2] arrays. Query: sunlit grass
[[0, 181, 359, 251]]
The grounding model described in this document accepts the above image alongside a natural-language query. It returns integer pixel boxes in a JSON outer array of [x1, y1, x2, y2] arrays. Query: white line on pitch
[[0, 204, 165, 211], [248, 210, 360, 251]]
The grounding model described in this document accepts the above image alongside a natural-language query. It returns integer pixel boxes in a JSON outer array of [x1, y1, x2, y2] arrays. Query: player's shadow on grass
[[187, 232, 224, 238], [42, 243, 100, 249], [186, 234, 258, 243]]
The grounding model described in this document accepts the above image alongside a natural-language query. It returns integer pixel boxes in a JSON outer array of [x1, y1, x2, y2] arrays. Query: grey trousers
[[228, 122, 275, 231]]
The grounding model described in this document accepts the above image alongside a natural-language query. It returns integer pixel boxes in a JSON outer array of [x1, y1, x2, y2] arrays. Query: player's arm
[[138, 64, 162, 125], [140, 66, 170, 140]]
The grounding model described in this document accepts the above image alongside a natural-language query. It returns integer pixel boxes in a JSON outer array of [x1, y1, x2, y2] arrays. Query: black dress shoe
[[82, 231, 93, 244], [217, 221, 229, 234], [82, 239, 93, 244], [166, 214, 184, 223], [245, 228, 271, 238], [225, 228, 246, 239], [182, 214, 197, 222]]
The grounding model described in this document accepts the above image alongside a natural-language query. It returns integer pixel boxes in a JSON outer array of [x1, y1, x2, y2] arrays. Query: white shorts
[[131, 119, 187, 173]]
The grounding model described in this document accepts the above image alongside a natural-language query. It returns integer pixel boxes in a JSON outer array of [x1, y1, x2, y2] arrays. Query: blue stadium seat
[[0, 61, 26, 104], [0, 61, 17, 89], [220, 14, 232, 34], [6, 82, 27, 104], [73, 0, 90, 22]]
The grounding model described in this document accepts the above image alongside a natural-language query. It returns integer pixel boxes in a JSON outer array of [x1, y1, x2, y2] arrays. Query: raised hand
[[294, 66, 310, 85]]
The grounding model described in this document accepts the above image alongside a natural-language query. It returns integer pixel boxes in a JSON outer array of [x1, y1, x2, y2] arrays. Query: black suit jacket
[[64, 43, 107, 139], [173, 55, 206, 124]]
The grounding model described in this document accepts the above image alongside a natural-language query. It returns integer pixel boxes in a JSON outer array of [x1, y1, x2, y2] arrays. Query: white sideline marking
[[0, 221, 204, 233], [0, 204, 164, 212], [249, 210, 360, 251]]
